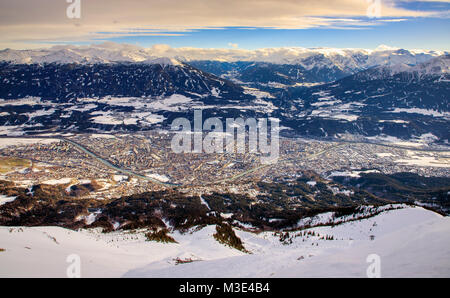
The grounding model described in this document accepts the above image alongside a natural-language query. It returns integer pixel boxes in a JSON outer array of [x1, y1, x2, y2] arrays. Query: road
[[0, 136, 180, 188]]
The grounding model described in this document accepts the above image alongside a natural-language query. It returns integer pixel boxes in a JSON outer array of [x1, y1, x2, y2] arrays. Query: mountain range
[[0, 44, 448, 143], [1, 43, 445, 67]]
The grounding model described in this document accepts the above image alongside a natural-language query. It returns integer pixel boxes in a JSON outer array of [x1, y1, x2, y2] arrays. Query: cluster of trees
[[333, 172, 450, 214], [213, 223, 248, 252], [145, 229, 177, 243]]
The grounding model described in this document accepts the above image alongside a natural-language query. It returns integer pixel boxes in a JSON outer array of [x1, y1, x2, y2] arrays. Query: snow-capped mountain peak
[[0, 44, 186, 67], [351, 54, 449, 81], [0, 43, 446, 71], [412, 55, 449, 75]]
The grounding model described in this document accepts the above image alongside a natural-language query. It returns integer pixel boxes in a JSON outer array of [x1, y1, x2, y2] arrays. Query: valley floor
[[0, 205, 449, 278]]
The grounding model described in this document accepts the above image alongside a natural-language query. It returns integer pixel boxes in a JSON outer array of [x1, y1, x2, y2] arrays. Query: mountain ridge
[[1, 43, 446, 69]]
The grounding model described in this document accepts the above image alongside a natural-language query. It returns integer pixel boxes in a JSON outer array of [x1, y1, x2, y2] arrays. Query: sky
[[0, 0, 449, 51]]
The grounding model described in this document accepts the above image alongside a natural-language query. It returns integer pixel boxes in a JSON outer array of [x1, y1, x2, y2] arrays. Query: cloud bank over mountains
[[0, 43, 446, 69]]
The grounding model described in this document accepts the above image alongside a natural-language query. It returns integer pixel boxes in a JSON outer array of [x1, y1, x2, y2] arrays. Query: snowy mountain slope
[[0, 43, 153, 65], [0, 60, 248, 101], [352, 55, 450, 81], [0, 225, 244, 278], [1, 205, 448, 278], [124, 206, 450, 278], [412, 54, 450, 77], [0, 44, 448, 140], [273, 55, 450, 142], [276, 211, 450, 277], [189, 50, 447, 86], [0, 226, 139, 278], [189, 60, 352, 85]]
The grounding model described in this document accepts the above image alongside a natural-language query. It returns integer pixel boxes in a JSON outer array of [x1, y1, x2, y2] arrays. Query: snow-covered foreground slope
[[0, 205, 449, 278]]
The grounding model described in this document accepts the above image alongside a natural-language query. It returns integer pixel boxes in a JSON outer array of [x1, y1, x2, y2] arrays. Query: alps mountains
[[0, 43, 448, 143]]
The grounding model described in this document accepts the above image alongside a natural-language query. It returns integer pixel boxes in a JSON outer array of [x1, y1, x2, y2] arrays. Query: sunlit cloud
[[0, 0, 445, 49]]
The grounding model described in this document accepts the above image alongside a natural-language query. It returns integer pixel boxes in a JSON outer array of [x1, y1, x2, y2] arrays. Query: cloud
[[4, 42, 446, 65], [0, 0, 443, 48], [397, 0, 450, 2], [142, 43, 446, 62], [228, 43, 239, 49]]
